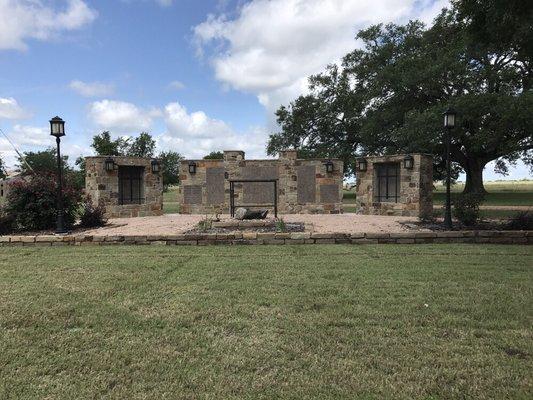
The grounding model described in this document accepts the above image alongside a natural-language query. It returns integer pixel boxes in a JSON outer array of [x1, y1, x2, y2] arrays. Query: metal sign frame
[[229, 179, 278, 218]]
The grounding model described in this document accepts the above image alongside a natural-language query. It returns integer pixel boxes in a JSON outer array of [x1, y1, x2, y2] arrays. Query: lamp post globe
[[49, 116, 67, 234]]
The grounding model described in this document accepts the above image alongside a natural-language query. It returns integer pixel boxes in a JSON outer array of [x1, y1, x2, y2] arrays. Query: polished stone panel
[[241, 166, 278, 204], [206, 167, 225, 205], [297, 165, 316, 204], [320, 184, 340, 203], [183, 185, 202, 204]]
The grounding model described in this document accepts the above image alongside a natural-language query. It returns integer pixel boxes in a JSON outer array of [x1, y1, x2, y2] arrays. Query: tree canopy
[[128, 132, 156, 158], [159, 150, 183, 190], [17, 148, 69, 176], [203, 151, 224, 160], [91, 131, 130, 156], [267, 0, 533, 193]]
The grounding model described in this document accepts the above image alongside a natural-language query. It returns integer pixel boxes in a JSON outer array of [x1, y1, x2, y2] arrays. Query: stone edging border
[[0, 230, 531, 246]]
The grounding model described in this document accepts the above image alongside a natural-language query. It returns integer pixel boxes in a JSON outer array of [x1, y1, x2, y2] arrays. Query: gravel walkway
[[84, 213, 428, 235]]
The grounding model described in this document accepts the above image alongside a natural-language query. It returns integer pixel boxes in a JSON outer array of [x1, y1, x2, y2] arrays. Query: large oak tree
[[267, 0, 533, 193]]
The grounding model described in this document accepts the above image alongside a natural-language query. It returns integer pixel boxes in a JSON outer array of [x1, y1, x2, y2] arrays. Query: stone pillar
[[355, 153, 433, 218], [223, 151, 245, 162]]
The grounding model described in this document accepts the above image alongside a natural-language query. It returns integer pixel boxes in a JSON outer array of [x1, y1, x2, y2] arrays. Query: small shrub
[[275, 218, 287, 232], [79, 196, 107, 228], [198, 214, 213, 232], [507, 211, 533, 230], [452, 193, 484, 226], [5, 173, 82, 231]]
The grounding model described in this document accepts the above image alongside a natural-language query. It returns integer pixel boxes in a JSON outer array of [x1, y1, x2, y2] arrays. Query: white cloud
[[0, 124, 91, 169], [0, 124, 51, 168], [194, 0, 449, 114], [69, 80, 114, 97], [88, 100, 161, 133], [0, 0, 97, 51], [168, 80, 185, 90], [158, 101, 267, 159], [0, 97, 29, 119]]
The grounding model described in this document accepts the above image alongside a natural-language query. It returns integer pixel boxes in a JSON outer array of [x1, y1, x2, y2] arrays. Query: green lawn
[[433, 192, 533, 207], [343, 181, 533, 211], [1, 245, 531, 399]]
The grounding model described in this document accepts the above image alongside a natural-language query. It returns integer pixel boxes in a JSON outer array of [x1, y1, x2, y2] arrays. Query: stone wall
[[356, 154, 433, 218], [85, 156, 163, 218], [2, 230, 531, 246], [179, 150, 344, 215]]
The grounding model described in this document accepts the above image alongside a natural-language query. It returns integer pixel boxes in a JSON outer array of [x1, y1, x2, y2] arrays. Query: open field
[[0, 245, 531, 399]]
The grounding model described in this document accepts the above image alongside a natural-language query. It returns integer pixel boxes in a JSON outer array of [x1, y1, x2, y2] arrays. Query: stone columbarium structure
[[355, 154, 433, 218], [85, 156, 163, 218], [179, 150, 344, 215]]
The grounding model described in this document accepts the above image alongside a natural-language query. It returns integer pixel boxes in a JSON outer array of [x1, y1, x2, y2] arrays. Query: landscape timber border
[[0, 231, 531, 246]]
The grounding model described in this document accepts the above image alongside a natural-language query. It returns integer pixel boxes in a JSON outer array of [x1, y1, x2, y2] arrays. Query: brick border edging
[[0, 231, 531, 246]]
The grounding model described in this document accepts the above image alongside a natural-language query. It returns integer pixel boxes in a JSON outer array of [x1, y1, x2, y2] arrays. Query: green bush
[[5, 173, 82, 232], [79, 196, 107, 228], [452, 193, 484, 226]]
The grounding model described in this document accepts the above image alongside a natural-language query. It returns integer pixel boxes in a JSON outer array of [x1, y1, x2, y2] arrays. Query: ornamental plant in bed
[[4, 173, 82, 232]]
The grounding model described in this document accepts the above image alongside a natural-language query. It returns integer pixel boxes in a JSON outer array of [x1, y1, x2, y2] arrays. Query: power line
[[0, 126, 35, 174]]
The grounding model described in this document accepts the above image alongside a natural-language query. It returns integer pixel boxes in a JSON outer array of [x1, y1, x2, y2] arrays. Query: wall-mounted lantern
[[151, 159, 161, 174], [188, 162, 197, 174], [403, 155, 414, 169], [105, 157, 115, 172], [356, 158, 367, 172], [324, 160, 334, 173]]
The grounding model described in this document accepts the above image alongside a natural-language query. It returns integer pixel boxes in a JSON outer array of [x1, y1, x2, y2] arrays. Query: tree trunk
[[463, 157, 488, 194]]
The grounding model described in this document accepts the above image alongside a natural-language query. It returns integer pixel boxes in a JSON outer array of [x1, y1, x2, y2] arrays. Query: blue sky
[[0, 0, 530, 180]]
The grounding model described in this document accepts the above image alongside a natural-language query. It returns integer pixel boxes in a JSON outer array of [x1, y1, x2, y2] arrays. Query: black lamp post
[[324, 160, 334, 173], [443, 107, 456, 229], [49, 116, 67, 234]]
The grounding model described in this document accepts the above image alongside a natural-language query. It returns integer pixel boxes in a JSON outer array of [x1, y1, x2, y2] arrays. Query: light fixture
[[325, 160, 334, 173], [188, 162, 197, 174], [356, 158, 367, 172], [443, 107, 457, 129], [49, 116, 67, 233], [49, 116, 65, 138], [105, 157, 115, 172], [151, 159, 161, 174], [403, 155, 414, 169]]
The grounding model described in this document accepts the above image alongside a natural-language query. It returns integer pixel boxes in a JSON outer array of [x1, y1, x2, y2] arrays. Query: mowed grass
[[434, 181, 532, 207], [163, 186, 179, 214], [0, 245, 532, 399], [343, 180, 533, 209]]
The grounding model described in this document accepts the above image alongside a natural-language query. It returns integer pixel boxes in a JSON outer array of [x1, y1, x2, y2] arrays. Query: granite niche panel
[[320, 184, 340, 203], [183, 185, 203, 205], [297, 165, 316, 204], [206, 167, 225, 205], [241, 165, 279, 204]]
